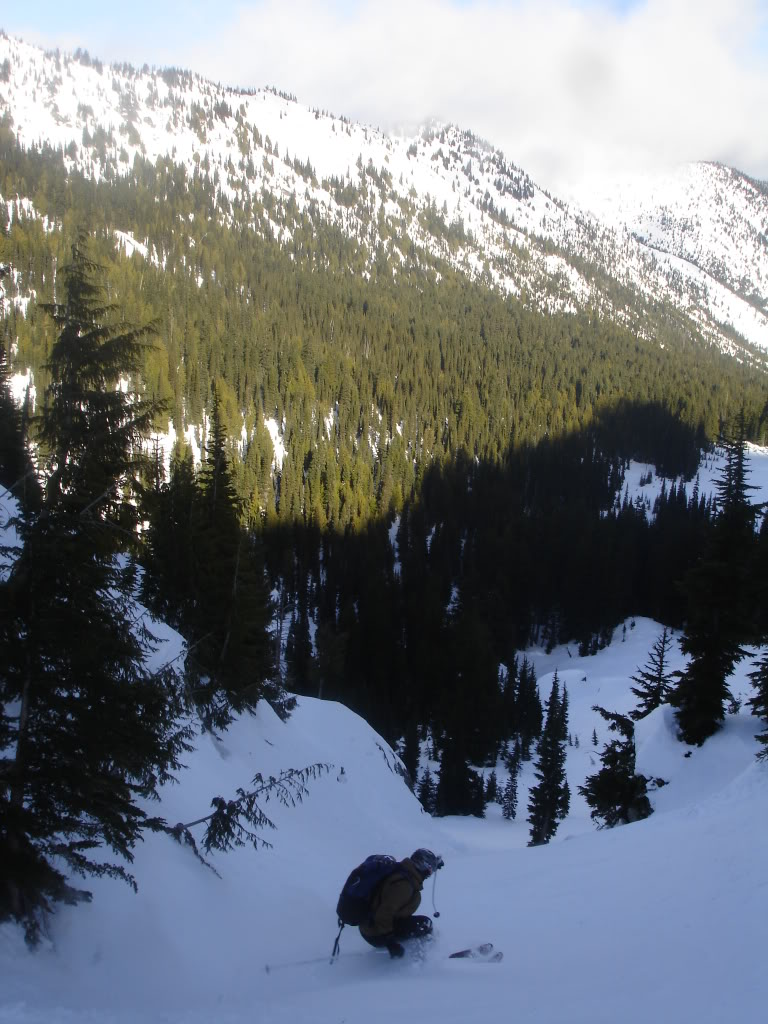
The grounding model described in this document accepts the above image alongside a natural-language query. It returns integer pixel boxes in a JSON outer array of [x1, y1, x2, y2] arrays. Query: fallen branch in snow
[[165, 763, 333, 869]]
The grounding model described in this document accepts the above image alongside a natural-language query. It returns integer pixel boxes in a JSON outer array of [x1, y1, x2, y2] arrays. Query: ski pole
[[431, 869, 441, 918]]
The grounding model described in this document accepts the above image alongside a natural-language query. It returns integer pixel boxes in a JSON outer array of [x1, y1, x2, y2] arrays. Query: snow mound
[[0, 606, 766, 1022]]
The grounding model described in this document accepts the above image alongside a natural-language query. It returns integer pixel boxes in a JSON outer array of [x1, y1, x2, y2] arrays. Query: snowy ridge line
[[1, 34, 767, 355]]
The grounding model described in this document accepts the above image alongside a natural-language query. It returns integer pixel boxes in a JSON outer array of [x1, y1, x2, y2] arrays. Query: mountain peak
[[1, 32, 767, 358]]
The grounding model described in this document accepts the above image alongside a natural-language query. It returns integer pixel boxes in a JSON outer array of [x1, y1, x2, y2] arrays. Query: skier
[[358, 848, 443, 958]]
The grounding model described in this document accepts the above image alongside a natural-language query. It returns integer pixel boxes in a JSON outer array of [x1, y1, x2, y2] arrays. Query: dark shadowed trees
[[0, 235, 191, 943]]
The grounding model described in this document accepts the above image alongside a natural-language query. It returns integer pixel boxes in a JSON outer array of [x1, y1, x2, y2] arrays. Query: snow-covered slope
[[2, 479, 767, 1022], [583, 163, 768, 307], [0, 599, 766, 1023], [581, 162, 768, 351], [615, 441, 768, 521], [1, 33, 767, 360]]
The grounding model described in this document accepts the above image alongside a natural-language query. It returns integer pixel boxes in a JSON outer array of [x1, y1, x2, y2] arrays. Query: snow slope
[[616, 441, 768, 521], [582, 163, 768, 312], [0, 611, 766, 1024], [580, 162, 768, 352], [2, 450, 767, 1023]]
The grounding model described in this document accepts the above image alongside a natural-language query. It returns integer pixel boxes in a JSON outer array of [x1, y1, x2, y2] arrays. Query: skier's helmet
[[410, 849, 443, 877]]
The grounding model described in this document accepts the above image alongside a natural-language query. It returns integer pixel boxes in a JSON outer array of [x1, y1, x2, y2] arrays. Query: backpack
[[331, 853, 408, 960], [336, 854, 402, 927]]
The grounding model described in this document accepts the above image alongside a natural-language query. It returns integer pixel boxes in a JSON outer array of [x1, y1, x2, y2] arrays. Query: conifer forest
[[2, 101, 768, 938]]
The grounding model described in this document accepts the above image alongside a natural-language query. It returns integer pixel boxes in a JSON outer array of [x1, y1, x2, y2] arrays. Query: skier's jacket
[[358, 857, 425, 940]]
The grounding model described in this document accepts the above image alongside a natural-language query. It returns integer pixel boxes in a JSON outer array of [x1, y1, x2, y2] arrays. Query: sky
[[2, 0, 768, 198]]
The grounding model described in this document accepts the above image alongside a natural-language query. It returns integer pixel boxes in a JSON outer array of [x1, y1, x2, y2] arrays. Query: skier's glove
[[387, 941, 405, 959]]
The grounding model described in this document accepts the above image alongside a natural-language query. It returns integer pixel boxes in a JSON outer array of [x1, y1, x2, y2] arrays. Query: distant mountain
[[1, 32, 767, 365], [579, 163, 768, 350]]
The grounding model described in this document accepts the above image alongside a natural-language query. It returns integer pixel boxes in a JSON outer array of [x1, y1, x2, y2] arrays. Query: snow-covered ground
[[616, 441, 768, 520], [1, 450, 767, 1023], [0, 604, 765, 1020]]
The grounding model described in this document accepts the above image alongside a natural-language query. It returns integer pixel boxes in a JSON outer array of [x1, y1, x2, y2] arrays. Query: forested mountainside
[[1, 33, 767, 361], [3, 119, 767, 513], [2, 127, 766, 781], [2, 31, 768, 928]]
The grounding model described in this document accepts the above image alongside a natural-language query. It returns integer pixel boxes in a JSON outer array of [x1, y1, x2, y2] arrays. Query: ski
[[449, 943, 495, 959], [268, 943, 503, 973]]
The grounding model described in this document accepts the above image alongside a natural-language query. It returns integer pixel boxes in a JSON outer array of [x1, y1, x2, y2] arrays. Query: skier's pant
[[361, 915, 433, 949]]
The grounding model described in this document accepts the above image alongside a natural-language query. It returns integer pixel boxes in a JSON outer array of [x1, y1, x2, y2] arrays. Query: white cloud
[[8, 0, 768, 195], [177, 0, 768, 194]]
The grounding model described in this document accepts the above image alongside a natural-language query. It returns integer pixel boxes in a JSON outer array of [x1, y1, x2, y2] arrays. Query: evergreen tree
[[671, 427, 758, 744], [484, 769, 499, 805], [141, 441, 199, 628], [417, 768, 437, 813], [579, 706, 652, 827], [0, 337, 27, 495], [501, 741, 521, 820], [434, 733, 485, 817], [556, 679, 569, 742], [747, 652, 768, 761], [284, 577, 316, 697], [399, 719, 421, 786], [630, 627, 675, 719], [517, 657, 543, 759], [527, 676, 570, 845], [185, 389, 277, 730], [499, 656, 518, 737], [36, 235, 156, 531], [0, 234, 191, 943]]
